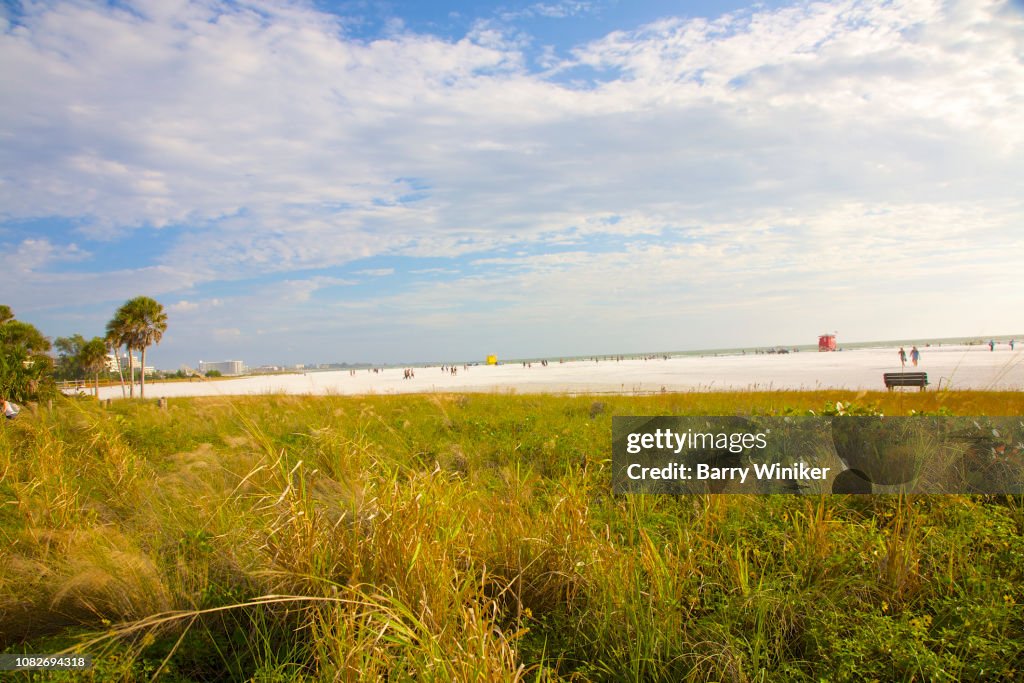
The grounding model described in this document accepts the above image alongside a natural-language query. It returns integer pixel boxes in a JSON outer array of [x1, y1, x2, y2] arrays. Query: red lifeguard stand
[[818, 334, 837, 352]]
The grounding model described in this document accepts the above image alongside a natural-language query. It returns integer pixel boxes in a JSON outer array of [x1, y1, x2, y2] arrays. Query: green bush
[[0, 307, 56, 403]]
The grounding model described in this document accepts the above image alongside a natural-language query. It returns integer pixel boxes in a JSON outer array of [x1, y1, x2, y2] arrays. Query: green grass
[[1, 390, 1023, 681]]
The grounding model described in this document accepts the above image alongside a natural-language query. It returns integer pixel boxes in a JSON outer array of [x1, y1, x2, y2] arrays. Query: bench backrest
[[883, 372, 928, 386]]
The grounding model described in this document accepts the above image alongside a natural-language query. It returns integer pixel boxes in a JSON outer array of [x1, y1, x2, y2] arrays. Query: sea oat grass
[[1, 391, 1022, 680]]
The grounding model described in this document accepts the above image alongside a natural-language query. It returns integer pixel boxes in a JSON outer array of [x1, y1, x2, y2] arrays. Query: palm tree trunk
[[128, 349, 135, 398], [140, 347, 147, 399], [115, 347, 126, 398]]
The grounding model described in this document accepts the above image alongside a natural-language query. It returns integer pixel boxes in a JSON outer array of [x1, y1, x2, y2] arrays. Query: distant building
[[199, 360, 245, 376], [252, 365, 282, 373], [106, 352, 139, 372]]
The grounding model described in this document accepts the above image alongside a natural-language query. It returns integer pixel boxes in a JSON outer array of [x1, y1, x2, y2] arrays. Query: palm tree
[[106, 307, 137, 398], [104, 327, 127, 398], [115, 297, 168, 399], [79, 337, 109, 398]]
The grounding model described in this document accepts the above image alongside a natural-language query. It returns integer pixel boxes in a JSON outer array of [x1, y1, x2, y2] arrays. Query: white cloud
[[2, 0, 1022, 362], [0, 238, 89, 273], [500, 1, 594, 21], [168, 300, 199, 313], [277, 276, 355, 303], [212, 327, 241, 341]]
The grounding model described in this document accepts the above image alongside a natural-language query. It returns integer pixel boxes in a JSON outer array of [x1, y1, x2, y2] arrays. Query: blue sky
[[2, 0, 1022, 368]]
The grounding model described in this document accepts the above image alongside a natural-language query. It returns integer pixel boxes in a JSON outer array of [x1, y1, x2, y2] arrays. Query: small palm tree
[[116, 297, 168, 399], [104, 331, 127, 398], [79, 337, 109, 398], [106, 307, 137, 398]]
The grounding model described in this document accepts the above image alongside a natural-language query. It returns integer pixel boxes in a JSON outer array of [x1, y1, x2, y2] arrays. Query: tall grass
[[1, 390, 1022, 680]]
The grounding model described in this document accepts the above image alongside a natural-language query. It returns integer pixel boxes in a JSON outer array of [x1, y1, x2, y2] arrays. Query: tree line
[[0, 297, 167, 403]]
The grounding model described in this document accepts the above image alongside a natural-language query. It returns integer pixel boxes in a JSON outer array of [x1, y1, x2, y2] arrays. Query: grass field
[[2, 390, 1023, 681]]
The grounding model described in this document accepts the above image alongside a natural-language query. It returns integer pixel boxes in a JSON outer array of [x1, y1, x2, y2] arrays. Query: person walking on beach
[[989, 340, 995, 351], [898, 347, 907, 368], [910, 346, 920, 367]]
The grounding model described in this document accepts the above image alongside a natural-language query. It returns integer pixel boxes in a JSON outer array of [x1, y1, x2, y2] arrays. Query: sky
[[1, 0, 1022, 368]]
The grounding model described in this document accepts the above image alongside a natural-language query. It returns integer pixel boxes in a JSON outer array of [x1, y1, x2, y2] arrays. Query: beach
[[90, 343, 1024, 400]]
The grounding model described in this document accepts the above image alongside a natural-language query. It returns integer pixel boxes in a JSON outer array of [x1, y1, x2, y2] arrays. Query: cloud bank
[[1, 0, 1021, 364]]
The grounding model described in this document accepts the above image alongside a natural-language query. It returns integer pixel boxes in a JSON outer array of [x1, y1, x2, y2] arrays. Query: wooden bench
[[883, 372, 928, 391]]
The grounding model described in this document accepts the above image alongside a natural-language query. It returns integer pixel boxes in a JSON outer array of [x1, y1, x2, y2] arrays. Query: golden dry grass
[[0, 390, 1021, 681]]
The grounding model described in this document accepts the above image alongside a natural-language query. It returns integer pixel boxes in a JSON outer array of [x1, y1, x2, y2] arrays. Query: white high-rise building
[[198, 360, 245, 376], [105, 352, 139, 372]]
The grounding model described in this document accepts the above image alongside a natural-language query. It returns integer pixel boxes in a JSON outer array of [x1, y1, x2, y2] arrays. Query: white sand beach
[[87, 344, 1024, 400]]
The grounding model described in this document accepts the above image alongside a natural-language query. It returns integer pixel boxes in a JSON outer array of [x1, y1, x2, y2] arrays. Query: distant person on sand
[[1011, 340, 1016, 350], [910, 346, 920, 366], [989, 340, 995, 351], [898, 347, 907, 367]]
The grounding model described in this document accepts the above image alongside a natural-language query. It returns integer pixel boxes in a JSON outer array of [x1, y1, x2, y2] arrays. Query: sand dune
[[84, 344, 1024, 400]]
